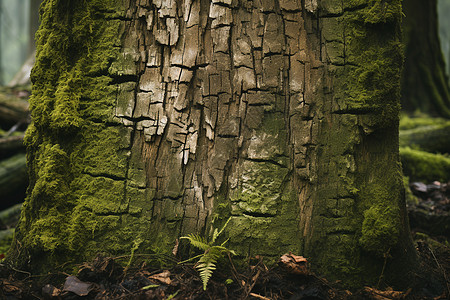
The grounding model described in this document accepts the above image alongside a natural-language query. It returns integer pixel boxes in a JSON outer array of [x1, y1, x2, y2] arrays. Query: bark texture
[[401, 0, 450, 117], [10, 0, 416, 288]]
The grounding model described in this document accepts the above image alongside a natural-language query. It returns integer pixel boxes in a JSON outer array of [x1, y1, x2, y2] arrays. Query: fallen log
[[400, 147, 450, 182], [408, 209, 450, 239], [0, 135, 25, 158], [399, 120, 450, 154], [0, 203, 22, 230], [0, 154, 27, 211], [0, 95, 29, 128]]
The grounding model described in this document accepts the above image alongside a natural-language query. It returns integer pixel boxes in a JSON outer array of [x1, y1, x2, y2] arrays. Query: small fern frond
[[212, 217, 232, 243], [180, 234, 210, 251], [196, 251, 219, 290], [220, 238, 229, 247], [181, 218, 236, 290]]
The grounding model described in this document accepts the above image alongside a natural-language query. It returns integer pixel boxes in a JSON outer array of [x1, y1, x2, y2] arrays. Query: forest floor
[[0, 181, 449, 300]]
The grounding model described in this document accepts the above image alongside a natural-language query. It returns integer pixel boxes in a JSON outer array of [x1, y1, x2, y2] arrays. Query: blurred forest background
[[0, 0, 40, 85]]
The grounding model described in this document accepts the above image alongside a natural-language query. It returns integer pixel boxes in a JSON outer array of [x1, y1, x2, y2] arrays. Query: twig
[[228, 252, 242, 289], [377, 248, 390, 289], [244, 269, 261, 299], [249, 292, 271, 300]]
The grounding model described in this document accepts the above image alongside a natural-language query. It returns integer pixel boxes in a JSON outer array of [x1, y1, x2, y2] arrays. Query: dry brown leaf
[[148, 270, 172, 285], [63, 275, 94, 297], [279, 252, 309, 275], [2, 280, 21, 294], [42, 284, 61, 298]]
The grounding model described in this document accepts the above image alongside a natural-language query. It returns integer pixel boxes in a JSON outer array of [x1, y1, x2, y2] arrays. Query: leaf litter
[[0, 246, 448, 299]]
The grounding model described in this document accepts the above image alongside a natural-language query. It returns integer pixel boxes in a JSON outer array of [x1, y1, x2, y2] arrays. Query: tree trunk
[[401, 0, 450, 117], [10, 0, 417, 289]]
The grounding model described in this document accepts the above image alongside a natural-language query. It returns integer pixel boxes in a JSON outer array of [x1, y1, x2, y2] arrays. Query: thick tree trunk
[[10, 0, 416, 288], [401, 0, 450, 117]]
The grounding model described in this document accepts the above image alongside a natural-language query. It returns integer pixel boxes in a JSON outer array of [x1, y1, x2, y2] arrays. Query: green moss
[[399, 121, 450, 153], [334, 0, 403, 129], [9, 0, 133, 273], [400, 147, 450, 182], [359, 204, 400, 256], [306, 0, 412, 288], [0, 229, 14, 255], [28, 0, 123, 135], [70, 124, 131, 178], [229, 160, 288, 215], [403, 176, 418, 205], [363, 0, 402, 24], [226, 186, 301, 257], [399, 114, 448, 130]]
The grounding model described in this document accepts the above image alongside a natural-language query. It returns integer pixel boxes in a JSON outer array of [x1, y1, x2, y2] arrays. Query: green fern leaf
[[196, 251, 219, 290], [181, 218, 236, 290], [180, 234, 210, 251], [212, 217, 231, 243]]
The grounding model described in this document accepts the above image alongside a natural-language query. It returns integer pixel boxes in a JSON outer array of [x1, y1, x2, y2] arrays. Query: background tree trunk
[[401, 0, 450, 117], [10, 0, 416, 288]]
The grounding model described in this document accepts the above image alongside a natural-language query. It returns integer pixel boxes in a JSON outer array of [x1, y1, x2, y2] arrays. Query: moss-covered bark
[[9, 0, 416, 289], [401, 0, 450, 117]]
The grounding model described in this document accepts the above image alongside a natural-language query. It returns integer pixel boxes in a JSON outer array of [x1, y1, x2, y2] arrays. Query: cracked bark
[[10, 0, 417, 288]]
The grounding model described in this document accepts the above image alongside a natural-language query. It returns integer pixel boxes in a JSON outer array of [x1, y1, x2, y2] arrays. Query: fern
[[180, 218, 235, 290], [182, 234, 209, 251]]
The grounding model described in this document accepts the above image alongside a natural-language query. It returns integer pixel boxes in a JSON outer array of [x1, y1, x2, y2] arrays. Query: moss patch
[[400, 147, 450, 182], [359, 204, 400, 256], [226, 185, 301, 258], [9, 0, 132, 273], [333, 0, 403, 129]]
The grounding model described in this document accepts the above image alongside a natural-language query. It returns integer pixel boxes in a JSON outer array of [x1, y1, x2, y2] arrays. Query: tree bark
[[401, 0, 450, 117], [10, 0, 417, 289]]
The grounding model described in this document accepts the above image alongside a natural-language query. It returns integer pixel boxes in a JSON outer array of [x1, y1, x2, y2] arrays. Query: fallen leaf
[[148, 270, 172, 285], [63, 275, 94, 296], [42, 284, 61, 298], [279, 252, 308, 275], [1, 280, 21, 294]]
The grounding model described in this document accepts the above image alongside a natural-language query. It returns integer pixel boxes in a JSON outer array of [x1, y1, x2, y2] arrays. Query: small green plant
[[180, 217, 236, 290]]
